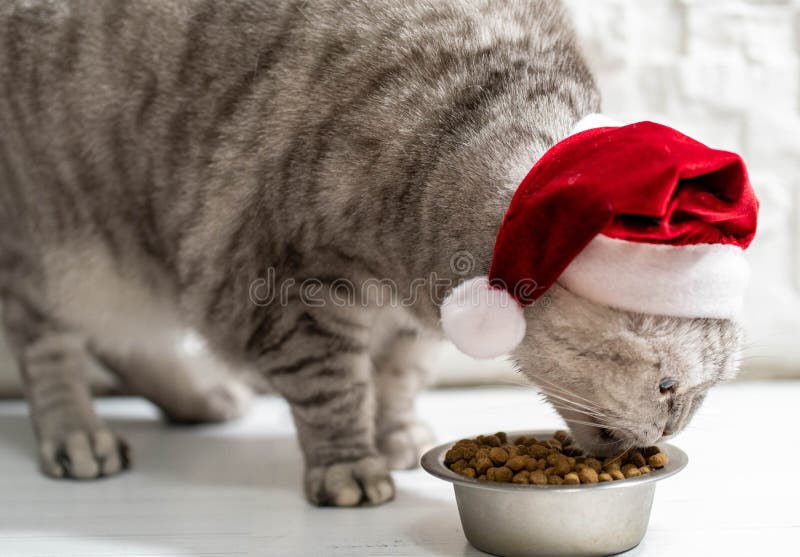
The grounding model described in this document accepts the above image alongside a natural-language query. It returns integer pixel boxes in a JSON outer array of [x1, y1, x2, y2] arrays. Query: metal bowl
[[421, 430, 688, 557]]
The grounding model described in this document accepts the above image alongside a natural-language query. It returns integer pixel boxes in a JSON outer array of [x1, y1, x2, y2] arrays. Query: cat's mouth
[[599, 427, 617, 442], [566, 422, 633, 457]]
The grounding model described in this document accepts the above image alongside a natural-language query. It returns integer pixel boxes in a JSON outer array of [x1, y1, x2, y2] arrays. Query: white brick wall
[[1, 0, 798, 394], [563, 0, 800, 377]]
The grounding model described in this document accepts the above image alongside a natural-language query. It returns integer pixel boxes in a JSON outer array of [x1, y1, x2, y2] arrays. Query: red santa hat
[[441, 114, 759, 359]]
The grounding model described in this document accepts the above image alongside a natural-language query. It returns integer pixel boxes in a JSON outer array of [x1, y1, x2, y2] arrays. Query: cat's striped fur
[[0, 0, 742, 506]]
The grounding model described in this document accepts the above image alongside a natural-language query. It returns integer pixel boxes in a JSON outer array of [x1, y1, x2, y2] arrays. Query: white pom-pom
[[440, 277, 526, 359]]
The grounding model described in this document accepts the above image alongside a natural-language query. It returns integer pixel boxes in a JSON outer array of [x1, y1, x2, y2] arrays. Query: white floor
[[0, 383, 797, 557]]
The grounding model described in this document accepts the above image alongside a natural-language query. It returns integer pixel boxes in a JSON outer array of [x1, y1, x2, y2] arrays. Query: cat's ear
[[440, 277, 526, 359]]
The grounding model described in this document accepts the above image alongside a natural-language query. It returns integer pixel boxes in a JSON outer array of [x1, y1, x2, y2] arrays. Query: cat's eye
[[659, 378, 678, 394]]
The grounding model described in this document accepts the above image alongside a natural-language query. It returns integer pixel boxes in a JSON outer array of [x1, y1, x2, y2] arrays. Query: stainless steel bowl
[[421, 430, 688, 557]]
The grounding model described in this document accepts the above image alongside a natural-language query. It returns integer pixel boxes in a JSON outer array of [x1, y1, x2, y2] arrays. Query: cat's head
[[513, 283, 743, 456]]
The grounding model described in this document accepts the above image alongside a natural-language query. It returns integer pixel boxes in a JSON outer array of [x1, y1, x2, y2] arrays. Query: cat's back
[[0, 0, 290, 249]]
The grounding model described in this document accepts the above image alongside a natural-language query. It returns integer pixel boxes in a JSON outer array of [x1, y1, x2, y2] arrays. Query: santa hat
[[441, 114, 759, 359]]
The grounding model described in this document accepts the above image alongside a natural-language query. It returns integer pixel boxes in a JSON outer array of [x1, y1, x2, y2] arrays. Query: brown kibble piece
[[578, 467, 599, 484], [475, 457, 493, 474], [610, 470, 625, 481], [444, 447, 464, 464], [564, 472, 580, 485], [451, 459, 467, 473], [489, 447, 509, 465], [487, 466, 513, 482], [648, 453, 668, 469], [496, 432, 507, 443], [548, 475, 564, 485], [506, 455, 528, 472], [554, 430, 570, 443], [512, 471, 530, 484], [630, 451, 647, 468], [622, 464, 641, 478], [460, 467, 477, 478], [528, 444, 549, 458], [639, 465, 652, 474], [460, 444, 478, 460], [554, 461, 572, 476], [584, 458, 603, 472], [598, 472, 613, 482], [483, 435, 501, 447], [563, 445, 584, 457], [530, 470, 548, 485], [603, 461, 621, 473]]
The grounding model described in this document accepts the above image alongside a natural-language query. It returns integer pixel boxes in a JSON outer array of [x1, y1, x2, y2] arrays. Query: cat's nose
[[662, 427, 673, 437]]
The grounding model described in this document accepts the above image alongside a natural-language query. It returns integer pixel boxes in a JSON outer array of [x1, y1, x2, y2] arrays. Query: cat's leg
[[373, 329, 436, 470], [261, 306, 394, 507], [94, 331, 253, 425], [1, 297, 129, 479]]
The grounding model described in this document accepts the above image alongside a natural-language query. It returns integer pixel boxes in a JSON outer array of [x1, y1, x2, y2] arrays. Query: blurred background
[[0, 0, 798, 395]]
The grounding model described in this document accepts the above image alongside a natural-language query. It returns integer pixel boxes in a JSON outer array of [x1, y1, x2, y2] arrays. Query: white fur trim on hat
[[571, 113, 621, 135], [559, 235, 750, 319], [440, 277, 526, 359]]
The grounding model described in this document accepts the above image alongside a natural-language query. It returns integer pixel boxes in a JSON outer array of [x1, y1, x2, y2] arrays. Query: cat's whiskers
[[506, 370, 643, 438], [538, 388, 607, 415], [526, 371, 608, 410], [546, 403, 635, 428]]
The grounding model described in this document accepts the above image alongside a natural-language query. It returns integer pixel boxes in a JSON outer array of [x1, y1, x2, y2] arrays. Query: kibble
[[460, 467, 477, 478], [447, 431, 669, 486], [578, 467, 599, 484], [630, 452, 647, 468], [530, 470, 548, 485], [489, 447, 509, 465], [487, 466, 513, 482], [506, 455, 528, 472], [512, 471, 530, 484], [648, 452, 668, 469]]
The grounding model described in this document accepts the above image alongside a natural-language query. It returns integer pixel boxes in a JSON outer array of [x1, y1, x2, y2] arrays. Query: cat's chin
[[564, 423, 632, 458]]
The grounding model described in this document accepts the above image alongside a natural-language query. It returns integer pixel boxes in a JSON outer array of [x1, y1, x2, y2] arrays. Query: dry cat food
[[444, 431, 669, 485]]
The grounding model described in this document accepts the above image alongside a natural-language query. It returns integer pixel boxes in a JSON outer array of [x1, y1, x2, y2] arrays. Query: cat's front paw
[[304, 456, 395, 507], [38, 429, 130, 480], [378, 421, 436, 470]]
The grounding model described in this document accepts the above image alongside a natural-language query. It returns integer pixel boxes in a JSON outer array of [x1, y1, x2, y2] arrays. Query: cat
[[0, 0, 742, 506]]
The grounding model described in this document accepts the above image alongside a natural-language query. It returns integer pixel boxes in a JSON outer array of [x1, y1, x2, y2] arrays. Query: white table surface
[[0, 382, 797, 557]]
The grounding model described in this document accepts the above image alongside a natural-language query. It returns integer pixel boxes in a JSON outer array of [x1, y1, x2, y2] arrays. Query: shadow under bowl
[[421, 430, 688, 557]]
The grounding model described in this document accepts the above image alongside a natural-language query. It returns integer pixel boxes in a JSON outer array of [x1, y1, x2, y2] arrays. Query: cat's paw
[[377, 421, 436, 470], [38, 429, 130, 480], [304, 456, 395, 507]]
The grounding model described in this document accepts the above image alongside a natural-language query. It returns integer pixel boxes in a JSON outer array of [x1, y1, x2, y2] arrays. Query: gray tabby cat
[[0, 0, 742, 506]]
